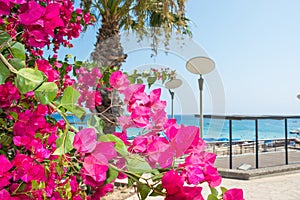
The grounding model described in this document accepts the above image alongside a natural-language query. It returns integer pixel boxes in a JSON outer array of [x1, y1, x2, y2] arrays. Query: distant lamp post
[[165, 78, 182, 118], [186, 57, 215, 138]]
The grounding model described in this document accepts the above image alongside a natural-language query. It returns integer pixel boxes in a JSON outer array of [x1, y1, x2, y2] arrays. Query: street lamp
[[186, 56, 215, 138], [165, 78, 182, 118]]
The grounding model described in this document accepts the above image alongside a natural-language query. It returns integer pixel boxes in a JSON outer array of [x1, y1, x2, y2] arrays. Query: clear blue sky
[[57, 0, 300, 115]]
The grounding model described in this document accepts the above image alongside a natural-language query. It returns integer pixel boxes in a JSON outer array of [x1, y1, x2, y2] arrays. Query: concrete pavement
[[126, 172, 300, 199]]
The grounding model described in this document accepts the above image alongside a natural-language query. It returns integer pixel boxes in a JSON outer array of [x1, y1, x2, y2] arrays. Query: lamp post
[[186, 57, 215, 138], [165, 78, 182, 118]]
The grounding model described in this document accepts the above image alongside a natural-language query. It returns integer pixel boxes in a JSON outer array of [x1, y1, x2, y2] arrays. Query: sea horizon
[[53, 113, 300, 141]]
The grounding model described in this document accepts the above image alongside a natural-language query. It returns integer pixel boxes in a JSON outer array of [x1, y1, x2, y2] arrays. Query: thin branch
[[0, 53, 18, 74]]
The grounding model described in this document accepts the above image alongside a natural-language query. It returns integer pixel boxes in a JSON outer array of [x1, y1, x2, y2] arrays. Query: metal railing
[[203, 115, 300, 169]]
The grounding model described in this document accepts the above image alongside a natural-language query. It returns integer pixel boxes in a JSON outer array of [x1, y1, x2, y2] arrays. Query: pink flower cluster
[[0, 83, 84, 199], [73, 128, 116, 198], [36, 58, 75, 90], [110, 71, 244, 199], [0, 82, 20, 108], [36, 59, 60, 82], [1, 0, 94, 53], [110, 71, 167, 130], [13, 105, 57, 161], [162, 170, 204, 200], [75, 67, 102, 110]]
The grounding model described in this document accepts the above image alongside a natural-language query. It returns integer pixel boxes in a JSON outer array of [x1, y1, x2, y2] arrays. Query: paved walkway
[[126, 149, 300, 200], [126, 172, 300, 199]]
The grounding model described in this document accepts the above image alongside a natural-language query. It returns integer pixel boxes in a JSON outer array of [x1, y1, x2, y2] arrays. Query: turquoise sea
[[54, 114, 300, 141]]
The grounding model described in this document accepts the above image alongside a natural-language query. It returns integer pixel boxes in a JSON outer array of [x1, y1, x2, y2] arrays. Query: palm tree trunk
[[92, 18, 126, 134]]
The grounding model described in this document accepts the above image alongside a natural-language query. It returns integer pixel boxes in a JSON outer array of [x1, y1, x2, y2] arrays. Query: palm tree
[[80, 0, 191, 133]]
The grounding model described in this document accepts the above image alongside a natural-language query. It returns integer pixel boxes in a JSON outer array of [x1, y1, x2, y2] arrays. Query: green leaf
[[34, 82, 58, 104], [0, 118, 5, 126], [87, 115, 105, 135], [99, 134, 128, 156], [162, 71, 167, 83], [10, 42, 25, 60], [147, 76, 157, 88], [0, 31, 10, 46], [53, 132, 75, 155], [220, 187, 227, 194], [60, 87, 85, 118], [0, 134, 12, 146], [210, 187, 219, 196], [208, 194, 218, 200], [31, 180, 39, 190], [16, 68, 45, 94], [68, 105, 85, 119], [61, 86, 80, 106], [150, 184, 163, 196], [0, 60, 10, 84], [10, 112, 18, 120], [105, 167, 119, 184], [152, 173, 163, 182], [137, 183, 151, 200], [127, 76, 136, 84], [137, 78, 143, 84], [34, 133, 43, 139], [127, 175, 140, 187], [126, 154, 152, 174], [9, 58, 26, 70]]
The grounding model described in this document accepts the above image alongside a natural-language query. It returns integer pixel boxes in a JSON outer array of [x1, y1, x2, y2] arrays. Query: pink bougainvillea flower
[[184, 152, 217, 167], [162, 170, 204, 200], [122, 84, 145, 104], [183, 165, 205, 185], [149, 88, 161, 103], [151, 108, 168, 129], [170, 125, 199, 158], [178, 152, 220, 185], [73, 128, 97, 153], [129, 136, 149, 153], [113, 132, 130, 145], [109, 71, 130, 91], [19, 1, 45, 25], [82, 155, 108, 183], [91, 183, 114, 199], [147, 137, 174, 168], [118, 116, 135, 131], [43, 3, 64, 36], [11, 153, 46, 183], [91, 142, 117, 164], [162, 170, 184, 195], [185, 136, 207, 154], [203, 165, 222, 188], [0, 155, 12, 190], [0, 82, 20, 108], [94, 90, 102, 106], [0, 0, 13, 15], [36, 59, 60, 82], [180, 186, 204, 200], [131, 105, 151, 127], [223, 188, 244, 200], [0, 189, 11, 199], [27, 29, 49, 48], [164, 187, 204, 200]]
